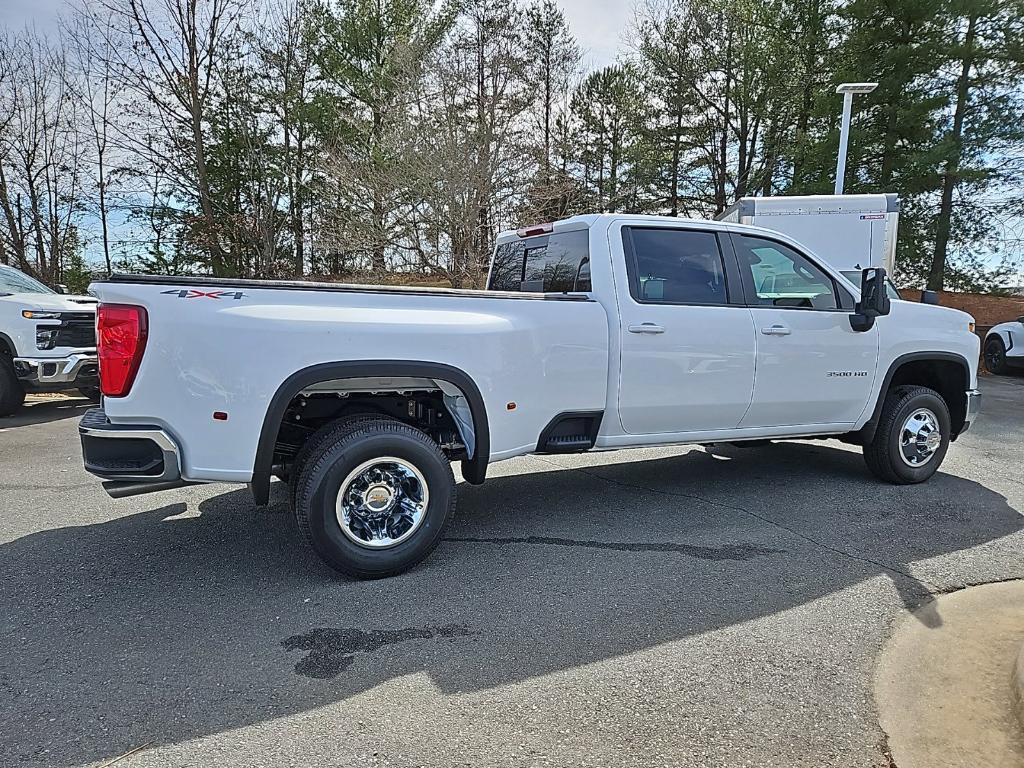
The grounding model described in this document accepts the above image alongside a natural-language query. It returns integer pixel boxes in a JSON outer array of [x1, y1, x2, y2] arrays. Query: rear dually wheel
[[293, 416, 456, 579]]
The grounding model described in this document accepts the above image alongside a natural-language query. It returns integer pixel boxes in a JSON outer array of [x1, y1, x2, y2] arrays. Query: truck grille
[[55, 312, 96, 348]]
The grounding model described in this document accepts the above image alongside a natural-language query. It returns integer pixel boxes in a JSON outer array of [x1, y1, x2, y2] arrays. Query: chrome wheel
[[335, 457, 429, 549], [899, 408, 942, 468]]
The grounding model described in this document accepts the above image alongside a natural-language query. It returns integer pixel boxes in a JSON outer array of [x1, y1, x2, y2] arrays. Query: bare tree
[[65, 6, 122, 275], [95, 0, 245, 275], [0, 31, 88, 283]]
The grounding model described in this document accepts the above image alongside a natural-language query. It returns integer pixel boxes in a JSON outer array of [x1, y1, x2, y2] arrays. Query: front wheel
[[77, 386, 101, 402], [863, 385, 951, 484], [984, 336, 1009, 375], [0, 357, 26, 417], [293, 416, 456, 578]]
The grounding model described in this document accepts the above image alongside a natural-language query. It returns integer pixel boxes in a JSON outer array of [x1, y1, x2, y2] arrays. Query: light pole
[[834, 82, 878, 194]]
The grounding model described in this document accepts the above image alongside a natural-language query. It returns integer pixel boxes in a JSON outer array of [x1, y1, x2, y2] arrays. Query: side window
[[488, 242, 525, 291], [735, 235, 838, 310], [625, 227, 729, 305], [486, 230, 591, 293]]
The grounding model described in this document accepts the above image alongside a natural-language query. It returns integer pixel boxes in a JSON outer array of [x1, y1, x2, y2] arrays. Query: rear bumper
[[79, 408, 189, 497], [15, 352, 98, 389], [961, 389, 982, 434]]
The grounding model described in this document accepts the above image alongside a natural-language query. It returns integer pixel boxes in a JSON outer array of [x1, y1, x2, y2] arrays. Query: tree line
[[1, 0, 1023, 292]]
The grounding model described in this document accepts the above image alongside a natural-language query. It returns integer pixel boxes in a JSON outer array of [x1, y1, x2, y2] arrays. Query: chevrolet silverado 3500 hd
[[79, 214, 981, 578]]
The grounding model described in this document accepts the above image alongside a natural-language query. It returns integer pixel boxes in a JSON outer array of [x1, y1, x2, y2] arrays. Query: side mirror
[[55, 284, 69, 294], [921, 290, 940, 305], [850, 267, 891, 332]]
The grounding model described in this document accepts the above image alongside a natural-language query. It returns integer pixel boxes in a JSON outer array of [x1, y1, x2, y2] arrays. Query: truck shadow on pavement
[[1, 442, 1021, 766], [0, 396, 92, 429]]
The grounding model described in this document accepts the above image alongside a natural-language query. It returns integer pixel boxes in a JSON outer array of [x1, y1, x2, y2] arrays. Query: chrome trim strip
[[962, 389, 982, 434], [15, 352, 97, 384]]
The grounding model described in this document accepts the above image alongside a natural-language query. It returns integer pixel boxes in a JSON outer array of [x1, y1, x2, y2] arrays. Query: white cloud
[[554, 0, 635, 69], [0, 0, 64, 33]]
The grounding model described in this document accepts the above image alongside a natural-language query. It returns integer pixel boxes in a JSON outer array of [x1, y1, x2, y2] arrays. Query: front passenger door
[[731, 233, 879, 428]]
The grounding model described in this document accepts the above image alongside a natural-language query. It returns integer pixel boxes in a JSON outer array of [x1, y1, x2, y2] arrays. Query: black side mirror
[[55, 284, 69, 294], [921, 290, 939, 305], [850, 267, 891, 332]]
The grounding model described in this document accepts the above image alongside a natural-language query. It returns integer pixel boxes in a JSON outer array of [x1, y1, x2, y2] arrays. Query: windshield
[[841, 270, 901, 301], [0, 265, 54, 295]]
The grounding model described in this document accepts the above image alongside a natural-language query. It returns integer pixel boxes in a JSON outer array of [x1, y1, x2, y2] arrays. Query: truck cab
[[0, 265, 99, 416]]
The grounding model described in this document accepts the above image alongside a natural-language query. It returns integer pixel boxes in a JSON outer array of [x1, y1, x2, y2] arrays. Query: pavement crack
[[444, 535, 778, 561], [533, 456, 943, 592], [281, 624, 473, 680]]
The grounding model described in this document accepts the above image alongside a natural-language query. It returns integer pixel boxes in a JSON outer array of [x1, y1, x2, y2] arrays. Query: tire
[[984, 336, 1009, 375], [77, 386, 101, 402], [287, 412, 383, 513], [863, 385, 951, 484], [293, 416, 456, 578], [0, 357, 26, 417]]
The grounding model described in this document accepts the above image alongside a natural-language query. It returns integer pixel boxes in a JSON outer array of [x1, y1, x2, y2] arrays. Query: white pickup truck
[[79, 214, 981, 578], [1, 264, 99, 415]]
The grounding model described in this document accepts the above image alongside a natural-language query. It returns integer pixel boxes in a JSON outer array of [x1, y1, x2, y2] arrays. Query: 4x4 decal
[[161, 289, 246, 300]]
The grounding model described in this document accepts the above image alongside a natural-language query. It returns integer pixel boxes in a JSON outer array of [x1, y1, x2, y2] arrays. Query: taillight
[[97, 304, 148, 397]]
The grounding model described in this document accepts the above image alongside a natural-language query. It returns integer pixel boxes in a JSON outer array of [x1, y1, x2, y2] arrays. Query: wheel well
[[252, 361, 489, 506], [274, 383, 469, 467], [0, 333, 14, 358], [881, 357, 969, 439]]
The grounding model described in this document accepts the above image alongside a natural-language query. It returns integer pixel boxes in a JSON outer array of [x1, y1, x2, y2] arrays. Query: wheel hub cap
[[899, 408, 942, 467], [336, 457, 429, 549]]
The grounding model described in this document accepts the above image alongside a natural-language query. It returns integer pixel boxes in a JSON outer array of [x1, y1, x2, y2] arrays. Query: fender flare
[[251, 360, 490, 505], [859, 351, 972, 443], [0, 331, 17, 357], [985, 326, 1012, 352]]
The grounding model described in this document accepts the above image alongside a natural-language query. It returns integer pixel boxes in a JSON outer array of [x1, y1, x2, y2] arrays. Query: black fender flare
[[859, 351, 972, 443], [251, 360, 490, 505], [0, 331, 17, 358]]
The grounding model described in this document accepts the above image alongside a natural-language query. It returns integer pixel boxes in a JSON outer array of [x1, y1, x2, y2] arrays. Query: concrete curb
[[1014, 641, 1024, 733]]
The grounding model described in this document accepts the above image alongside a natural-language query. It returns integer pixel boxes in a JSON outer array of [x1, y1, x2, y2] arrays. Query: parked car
[[0, 264, 98, 416], [79, 214, 981, 578], [983, 317, 1024, 375]]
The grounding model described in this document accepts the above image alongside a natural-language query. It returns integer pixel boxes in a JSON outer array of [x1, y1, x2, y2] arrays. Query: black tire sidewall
[[985, 338, 1007, 374], [301, 430, 454, 576], [884, 391, 951, 483], [0, 358, 26, 416]]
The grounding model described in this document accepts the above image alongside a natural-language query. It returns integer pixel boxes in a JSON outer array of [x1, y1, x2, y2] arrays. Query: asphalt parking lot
[[2, 378, 1023, 768]]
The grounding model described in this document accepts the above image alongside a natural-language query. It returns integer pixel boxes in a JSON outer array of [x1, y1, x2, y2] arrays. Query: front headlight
[[23, 309, 61, 319], [36, 327, 59, 350]]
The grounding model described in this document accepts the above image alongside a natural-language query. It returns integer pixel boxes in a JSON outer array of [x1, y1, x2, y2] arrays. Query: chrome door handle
[[761, 324, 791, 336], [628, 323, 665, 334]]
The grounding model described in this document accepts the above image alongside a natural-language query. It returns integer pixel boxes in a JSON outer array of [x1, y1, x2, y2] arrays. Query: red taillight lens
[[97, 304, 148, 397]]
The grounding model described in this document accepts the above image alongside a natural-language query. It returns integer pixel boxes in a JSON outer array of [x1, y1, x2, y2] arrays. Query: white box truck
[[717, 193, 901, 295]]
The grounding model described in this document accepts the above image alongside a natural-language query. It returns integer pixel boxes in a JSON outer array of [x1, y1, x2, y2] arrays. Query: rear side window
[[624, 227, 729, 305], [487, 230, 591, 293]]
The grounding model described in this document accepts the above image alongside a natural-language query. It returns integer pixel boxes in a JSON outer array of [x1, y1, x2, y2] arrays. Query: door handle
[[760, 324, 791, 336], [628, 323, 665, 335]]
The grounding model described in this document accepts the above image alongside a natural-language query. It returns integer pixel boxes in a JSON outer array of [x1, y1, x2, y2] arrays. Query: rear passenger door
[[614, 224, 756, 435]]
